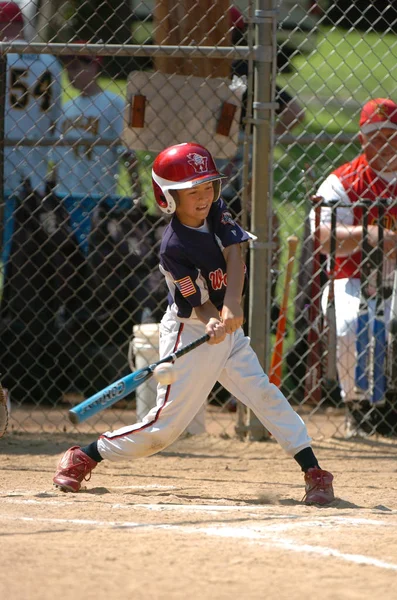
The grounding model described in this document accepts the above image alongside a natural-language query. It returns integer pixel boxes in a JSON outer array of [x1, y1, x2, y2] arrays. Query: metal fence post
[[247, 0, 276, 440], [0, 52, 6, 254]]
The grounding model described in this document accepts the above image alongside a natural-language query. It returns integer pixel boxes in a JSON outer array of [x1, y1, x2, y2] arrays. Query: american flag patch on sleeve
[[175, 275, 196, 297]]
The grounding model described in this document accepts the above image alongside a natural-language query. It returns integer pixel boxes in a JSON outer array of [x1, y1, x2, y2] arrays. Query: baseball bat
[[354, 200, 371, 393], [304, 200, 323, 404], [372, 199, 386, 404], [387, 264, 397, 390], [269, 234, 299, 387], [323, 200, 338, 382], [69, 333, 210, 425], [0, 380, 9, 438]]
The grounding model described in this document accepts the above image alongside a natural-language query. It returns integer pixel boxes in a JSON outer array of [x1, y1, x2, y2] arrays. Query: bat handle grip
[[173, 333, 210, 360], [154, 333, 210, 367]]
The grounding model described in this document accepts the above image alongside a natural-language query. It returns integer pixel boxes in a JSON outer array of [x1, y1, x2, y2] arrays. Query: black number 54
[[9, 68, 53, 111]]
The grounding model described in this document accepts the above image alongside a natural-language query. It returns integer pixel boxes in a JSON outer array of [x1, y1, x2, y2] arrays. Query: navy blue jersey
[[160, 198, 249, 318]]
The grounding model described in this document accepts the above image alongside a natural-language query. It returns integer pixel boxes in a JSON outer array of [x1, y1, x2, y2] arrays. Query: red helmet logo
[[187, 153, 209, 173]]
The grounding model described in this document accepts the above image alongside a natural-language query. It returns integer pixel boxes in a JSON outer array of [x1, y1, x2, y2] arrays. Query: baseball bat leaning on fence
[[269, 235, 299, 387], [372, 199, 387, 404], [355, 199, 383, 393], [324, 200, 338, 383], [0, 380, 9, 438], [69, 333, 210, 424], [354, 200, 372, 395], [387, 261, 397, 391], [304, 198, 323, 404]]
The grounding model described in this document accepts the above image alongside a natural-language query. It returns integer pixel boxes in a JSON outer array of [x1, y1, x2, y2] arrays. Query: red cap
[[359, 98, 397, 134], [0, 1, 23, 23], [229, 5, 246, 31]]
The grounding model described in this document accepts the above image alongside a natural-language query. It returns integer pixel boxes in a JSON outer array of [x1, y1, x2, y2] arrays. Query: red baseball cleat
[[53, 446, 97, 492], [303, 467, 335, 505]]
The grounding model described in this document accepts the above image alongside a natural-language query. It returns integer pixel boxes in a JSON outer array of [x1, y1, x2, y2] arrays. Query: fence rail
[[0, 41, 254, 59]]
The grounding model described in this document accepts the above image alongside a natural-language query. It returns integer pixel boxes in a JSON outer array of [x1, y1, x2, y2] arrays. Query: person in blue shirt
[[53, 142, 335, 506]]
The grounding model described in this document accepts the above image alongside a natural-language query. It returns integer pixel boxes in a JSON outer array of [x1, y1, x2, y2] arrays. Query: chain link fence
[[1, 0, 397, 439]]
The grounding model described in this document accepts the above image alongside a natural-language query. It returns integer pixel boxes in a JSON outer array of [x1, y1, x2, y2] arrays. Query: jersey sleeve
[[309, 173, 353, 233], [211, 198, 250, 248]]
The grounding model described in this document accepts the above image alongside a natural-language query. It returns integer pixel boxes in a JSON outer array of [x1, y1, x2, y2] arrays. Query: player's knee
[[148, 437, 170, 453], [144, 429, 178, 455]]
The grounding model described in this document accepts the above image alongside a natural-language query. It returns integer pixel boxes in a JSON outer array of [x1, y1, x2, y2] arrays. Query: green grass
[[270, 24, 397, 359], [279, 26, 397, 130]]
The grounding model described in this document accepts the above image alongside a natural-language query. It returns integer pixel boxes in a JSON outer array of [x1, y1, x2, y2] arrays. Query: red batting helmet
[[0, 1, 23, 23], [152, 142, 226, 215]]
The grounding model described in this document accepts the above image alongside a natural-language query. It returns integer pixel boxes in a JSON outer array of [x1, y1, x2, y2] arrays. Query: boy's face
[[360, 127, 397, 172], [174, 181, 215, 227]]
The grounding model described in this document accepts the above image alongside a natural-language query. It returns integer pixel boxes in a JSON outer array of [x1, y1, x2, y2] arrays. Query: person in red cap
[[311, 97, 397, 436], [53, 141, 335, 507]]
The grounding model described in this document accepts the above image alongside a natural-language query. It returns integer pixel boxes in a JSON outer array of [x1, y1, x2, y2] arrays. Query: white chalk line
[[0, 496, 297, 515], [1, 496, 397, 521], [2, 500, 396, 530], [1, 513, 397, 572], [0, 484, 176, 496]]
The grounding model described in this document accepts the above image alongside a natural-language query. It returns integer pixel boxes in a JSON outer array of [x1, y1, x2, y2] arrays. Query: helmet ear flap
[[152, 180, 168, 211], [152, 179, 177, 214]]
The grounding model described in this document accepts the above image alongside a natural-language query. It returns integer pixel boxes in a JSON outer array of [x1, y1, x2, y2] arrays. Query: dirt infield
[[1, 408, 397, 600]]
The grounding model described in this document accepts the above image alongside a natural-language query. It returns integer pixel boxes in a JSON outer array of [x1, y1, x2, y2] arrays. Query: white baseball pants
[[97, 307, 312, 461], [321, 278, 391, 402]]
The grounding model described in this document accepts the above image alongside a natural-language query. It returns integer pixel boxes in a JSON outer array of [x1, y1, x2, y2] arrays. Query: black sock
[[294, 447, 319, 472], [80, 441, 103, 463]]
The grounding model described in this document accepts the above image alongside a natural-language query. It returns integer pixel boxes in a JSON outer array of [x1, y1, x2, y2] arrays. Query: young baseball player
[[311, 97, 397, 436], [53, 142, 335, 505]]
